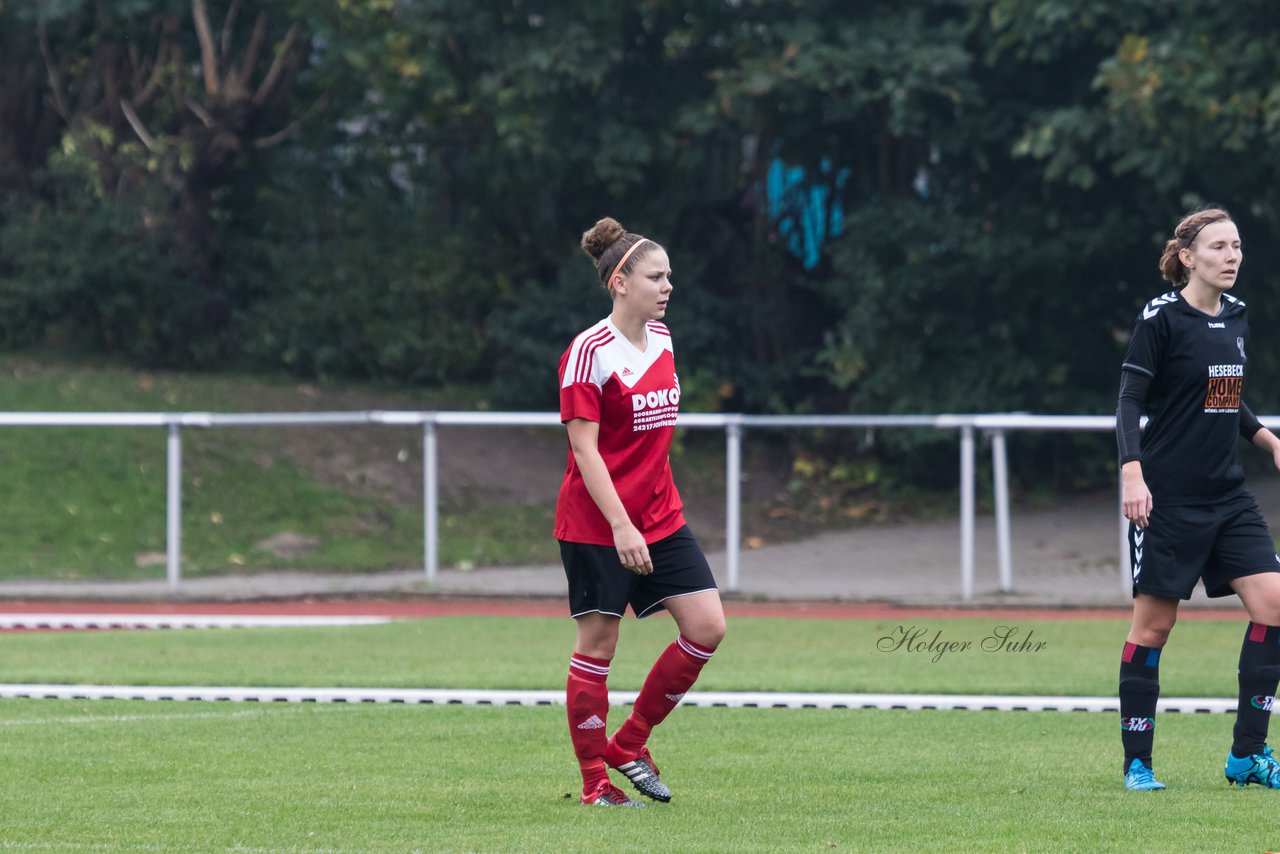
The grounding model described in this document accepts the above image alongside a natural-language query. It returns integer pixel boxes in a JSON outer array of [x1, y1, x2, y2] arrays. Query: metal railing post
[[991, 429, 1013, 592], [166, 422, 182, 594], [724, 417, 742, 592], [424, 417, 438, 586], [960, 424, 975, 602]]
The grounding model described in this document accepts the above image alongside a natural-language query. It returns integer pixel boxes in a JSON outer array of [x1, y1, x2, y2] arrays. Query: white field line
[[0, 684, 1240, 713], [0, 614, 391, 630], [0, 838, 359, 854], [0, 704, 355, 727]]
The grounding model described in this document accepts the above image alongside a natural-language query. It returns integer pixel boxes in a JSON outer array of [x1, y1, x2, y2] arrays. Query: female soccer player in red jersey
[[555, 217, 726, 808], [1117, 206, 1280, 791]]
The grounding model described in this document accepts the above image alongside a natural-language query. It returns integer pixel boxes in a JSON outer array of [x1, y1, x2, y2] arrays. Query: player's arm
[[1117, 369, 1153, 528], [1240, 402, 1280, 473], [564, 418, 653, 575]]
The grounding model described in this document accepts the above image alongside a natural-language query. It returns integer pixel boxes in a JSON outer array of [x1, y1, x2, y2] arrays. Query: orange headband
[[606, 238, 649, 288]]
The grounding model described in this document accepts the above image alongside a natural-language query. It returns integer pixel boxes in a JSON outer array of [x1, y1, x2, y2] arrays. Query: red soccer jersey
[[554, 317, 686, 545]]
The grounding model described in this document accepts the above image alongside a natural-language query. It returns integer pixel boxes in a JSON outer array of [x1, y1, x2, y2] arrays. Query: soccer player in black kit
[[1117, 206, 1280, 791]]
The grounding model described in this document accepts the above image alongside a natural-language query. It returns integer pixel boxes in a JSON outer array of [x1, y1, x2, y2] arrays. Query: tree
[[998, 0, 1280, 410], [28, 1, 321, 333]]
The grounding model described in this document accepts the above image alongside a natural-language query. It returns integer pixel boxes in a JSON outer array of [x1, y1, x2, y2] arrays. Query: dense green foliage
[[5, 1, 1280, 493]]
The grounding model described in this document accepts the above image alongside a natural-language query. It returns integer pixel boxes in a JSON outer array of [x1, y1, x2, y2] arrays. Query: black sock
[[1232, 622, 1280, 759], [1119, 642, 1161, 773]]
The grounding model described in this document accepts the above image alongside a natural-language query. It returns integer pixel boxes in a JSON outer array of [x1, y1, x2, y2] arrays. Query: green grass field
[[0, 615, 1257, 696], [2, 614, 1279, 851], [3, 701, 1278, 853]]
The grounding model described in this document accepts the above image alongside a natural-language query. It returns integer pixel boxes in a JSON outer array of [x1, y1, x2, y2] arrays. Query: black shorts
[[559, 525, 718, 619], [1130, 491, 1280, 600]]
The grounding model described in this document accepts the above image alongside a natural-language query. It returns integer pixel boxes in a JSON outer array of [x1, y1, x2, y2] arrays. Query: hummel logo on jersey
[[1207, 322, 1225, 329], [1251, 695, 1275, 712], [1132, 529, 1143, 582], [665, 692, 686, 703], [576, 715, 606, 730], [1142, 292, 1178, 319], [1121, 717, 1154, 732]]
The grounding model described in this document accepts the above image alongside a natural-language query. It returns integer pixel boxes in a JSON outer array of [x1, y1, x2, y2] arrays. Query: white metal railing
[[0, 411, 1153, 601]]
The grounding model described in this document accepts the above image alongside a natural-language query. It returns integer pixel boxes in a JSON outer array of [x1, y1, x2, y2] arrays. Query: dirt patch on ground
[[180, 381, 572, 511], [166, 374, 993, 559], [190, 380, 798, 548], [227, 422, 569, 510]]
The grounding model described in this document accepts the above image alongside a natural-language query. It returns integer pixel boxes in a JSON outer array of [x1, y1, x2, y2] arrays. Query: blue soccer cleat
[[1124, 758, 1166, 791], [1225, 746, 1280, 788]]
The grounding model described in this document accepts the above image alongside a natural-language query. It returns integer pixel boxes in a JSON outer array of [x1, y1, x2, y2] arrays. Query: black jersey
[[1121, 289, 1251, 505]]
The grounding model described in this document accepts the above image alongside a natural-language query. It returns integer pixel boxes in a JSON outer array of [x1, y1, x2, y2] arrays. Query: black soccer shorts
[[1130, 491, 1280, 600], [559, 525, 718, 618]]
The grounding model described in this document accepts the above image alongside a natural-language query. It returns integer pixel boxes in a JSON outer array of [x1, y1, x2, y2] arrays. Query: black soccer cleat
[[612, 748, 671, 803]]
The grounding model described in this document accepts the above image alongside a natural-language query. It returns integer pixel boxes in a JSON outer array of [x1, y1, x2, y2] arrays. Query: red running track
[[0, 596, 1248, 621]]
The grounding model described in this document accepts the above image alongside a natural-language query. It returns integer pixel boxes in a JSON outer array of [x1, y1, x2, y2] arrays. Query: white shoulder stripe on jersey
[[1142, 292, 1179, 320], [568, 326, 613, 386], [576, 335, 613, 385]]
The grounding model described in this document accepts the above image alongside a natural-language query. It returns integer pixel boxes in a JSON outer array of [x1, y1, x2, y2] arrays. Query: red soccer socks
[[606, 636, 715, 764], [566, 653, 612, 796]]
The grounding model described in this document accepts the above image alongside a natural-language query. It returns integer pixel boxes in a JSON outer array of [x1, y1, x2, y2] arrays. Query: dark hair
[[580, 217, 657, 291], [1158, 206, 1233, 285]]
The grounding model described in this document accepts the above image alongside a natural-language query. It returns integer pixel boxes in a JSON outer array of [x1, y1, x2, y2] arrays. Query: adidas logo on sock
[[576, 715, 606, 730], [665, 692, 686, 703]]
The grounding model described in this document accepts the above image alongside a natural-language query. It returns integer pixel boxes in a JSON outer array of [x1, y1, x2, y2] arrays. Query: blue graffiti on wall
[[766, 158, 848, 269]]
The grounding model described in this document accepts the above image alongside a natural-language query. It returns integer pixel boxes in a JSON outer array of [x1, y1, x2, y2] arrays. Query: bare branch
[[134, 40, 173, 110], [185, 97, 216, 129], [221, 0, 242, 59], [237, 11, 269, 96], [191, 0, 221, 96], [252, 21, 302, 107], [37, 21, 71, 123], [252, 89, 330, 149], [120, 98, 157, 151]]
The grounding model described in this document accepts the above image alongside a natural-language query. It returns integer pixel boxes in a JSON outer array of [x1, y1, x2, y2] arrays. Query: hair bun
[[580, 217, 627, 262]]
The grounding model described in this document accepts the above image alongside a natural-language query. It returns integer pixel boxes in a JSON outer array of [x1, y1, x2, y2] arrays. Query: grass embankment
[[0, 355, 560, 580]]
